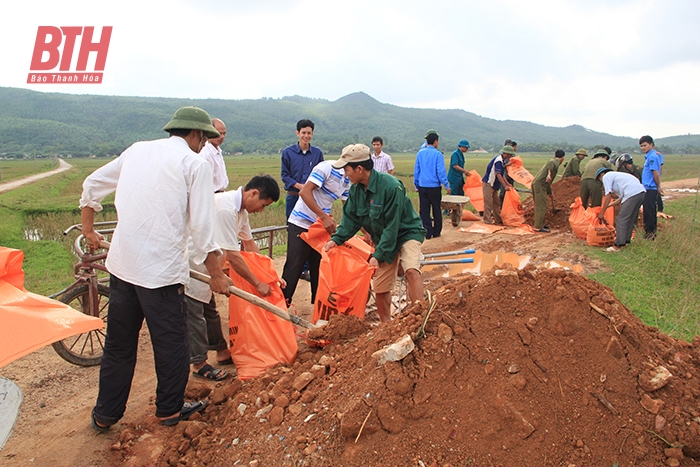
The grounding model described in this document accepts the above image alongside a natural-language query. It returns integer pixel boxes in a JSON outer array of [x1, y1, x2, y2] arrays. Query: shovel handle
[[189, 270, 318, 330], [98, 240, 317, 330]]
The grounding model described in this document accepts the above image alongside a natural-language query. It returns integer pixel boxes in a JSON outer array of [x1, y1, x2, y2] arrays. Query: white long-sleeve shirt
[[199, 141, 229, 192], [80, 136, 219, 289]]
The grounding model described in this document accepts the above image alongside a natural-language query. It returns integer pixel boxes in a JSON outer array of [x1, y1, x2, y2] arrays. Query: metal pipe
[[421, 258, 474, 265], [422, 249, 475, 258]]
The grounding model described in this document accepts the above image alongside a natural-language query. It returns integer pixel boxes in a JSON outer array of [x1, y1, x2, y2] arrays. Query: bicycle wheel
[[52, 283, 109, 366]]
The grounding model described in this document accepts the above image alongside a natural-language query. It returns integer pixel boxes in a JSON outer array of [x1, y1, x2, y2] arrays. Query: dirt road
[[0, 159, 72, 194]]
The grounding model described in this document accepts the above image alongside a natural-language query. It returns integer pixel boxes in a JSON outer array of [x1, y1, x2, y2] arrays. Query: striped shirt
[[372, 151, 395, 174], [289, 161, 351, 229]]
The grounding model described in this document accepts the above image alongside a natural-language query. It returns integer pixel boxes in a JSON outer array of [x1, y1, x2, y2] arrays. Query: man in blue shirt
[[281, 119, 324, 220], [639, 135, 663, 239], [481, 146, 514, 224], [414, 132, 450, 239], [447, 139, 470, 196]]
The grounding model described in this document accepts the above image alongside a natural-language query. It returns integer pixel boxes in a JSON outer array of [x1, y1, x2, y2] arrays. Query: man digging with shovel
[[532, 149, 566, 232]]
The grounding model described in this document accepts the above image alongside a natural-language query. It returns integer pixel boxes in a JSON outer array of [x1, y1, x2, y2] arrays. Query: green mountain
[[1, 87, 698, 156]]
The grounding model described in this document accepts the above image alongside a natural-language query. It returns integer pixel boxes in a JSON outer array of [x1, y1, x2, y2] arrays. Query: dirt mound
[[523, 176, 582, 231], [109, 267, 700, 467]]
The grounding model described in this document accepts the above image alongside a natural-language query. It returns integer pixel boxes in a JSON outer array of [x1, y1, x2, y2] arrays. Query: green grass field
[[0, 158, 59, 182], [1, 151, 699, 340]]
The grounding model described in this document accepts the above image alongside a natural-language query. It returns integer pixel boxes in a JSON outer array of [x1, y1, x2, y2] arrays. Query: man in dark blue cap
[[448, 139, 470, 196]]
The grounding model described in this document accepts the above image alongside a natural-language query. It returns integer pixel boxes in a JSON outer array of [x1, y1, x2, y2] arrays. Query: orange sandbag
[[228, 252, 298, 380], [569, 197, 589, 240], [585, 205, 615, 229], [300, 219, 373, 260], [464, 170, 484, 212], [506, 156, 534, 189], [461, 210, 481, 221], [312, 245, 375, 324], [0, 247, 104, 368], [586, 217, 616, 247], [500, 188, 525, 226]]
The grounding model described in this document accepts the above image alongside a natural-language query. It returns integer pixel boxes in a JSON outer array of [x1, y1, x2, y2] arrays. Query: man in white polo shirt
[[596, 167, 646, 252], [281, 160, 351, 306], [186, 175, 280, 381]]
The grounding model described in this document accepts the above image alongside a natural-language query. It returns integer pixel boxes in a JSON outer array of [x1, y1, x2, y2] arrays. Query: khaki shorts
[[373, 239, 422, 293]]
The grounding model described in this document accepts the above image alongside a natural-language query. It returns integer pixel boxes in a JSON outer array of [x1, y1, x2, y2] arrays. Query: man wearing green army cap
[[81, 106, 233, 430], [579, 148, 615, 208], [562, 148, 588, 178]]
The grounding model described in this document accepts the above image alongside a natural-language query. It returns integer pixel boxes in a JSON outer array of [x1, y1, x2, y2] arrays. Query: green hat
[[501, 145, 515, 156], [596, 167, 613, 179], [163, 106, 220, 138], [575, 148, 588, 156], [425, 129, 437, 139], [458, 139, 470, 148], [593, 148, 609, 158]]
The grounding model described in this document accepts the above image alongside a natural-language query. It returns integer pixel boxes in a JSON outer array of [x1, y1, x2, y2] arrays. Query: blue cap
[[596, 167, 612, 179], [458, 139, 470, 148]]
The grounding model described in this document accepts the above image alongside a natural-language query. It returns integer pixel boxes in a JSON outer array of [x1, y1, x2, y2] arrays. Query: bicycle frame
[[50, 223, 114, 318]]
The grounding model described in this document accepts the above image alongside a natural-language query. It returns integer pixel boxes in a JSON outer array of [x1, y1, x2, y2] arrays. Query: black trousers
[[643, 189, 658, 237], [281, 223, 321, 305], [418, 187, 443, 238], [93, 275, 189, 424]]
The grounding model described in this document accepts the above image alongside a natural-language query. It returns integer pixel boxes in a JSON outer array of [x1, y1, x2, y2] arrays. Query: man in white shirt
[[596, 168, 646, 252], [194, 117, 232, 369], [199, 118, 229, 193], [81, 106, 232, 429], [371, 136, 394, 175], [187, 175, 280, 380], [281, 160, 351, 306]]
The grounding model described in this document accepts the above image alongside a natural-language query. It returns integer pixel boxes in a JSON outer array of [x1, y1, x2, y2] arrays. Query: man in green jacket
[[580, 149, 615, 208], [562, 148, 588, 177], [324, 144, 426, 322], [532, 150, 566, 232]]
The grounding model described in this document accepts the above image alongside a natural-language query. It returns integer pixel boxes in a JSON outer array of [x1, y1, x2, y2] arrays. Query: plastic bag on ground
[[228, 252, 298, 380], [461, 210, 481, 221]]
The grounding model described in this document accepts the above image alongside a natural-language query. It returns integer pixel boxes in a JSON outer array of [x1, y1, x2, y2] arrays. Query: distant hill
[[0, 87, 698, 156]]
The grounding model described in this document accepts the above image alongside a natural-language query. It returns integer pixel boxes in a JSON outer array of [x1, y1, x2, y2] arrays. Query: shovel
[[189, 270, 318, 330], [550, 196, 561, 214], [97, 240, 317, 330]]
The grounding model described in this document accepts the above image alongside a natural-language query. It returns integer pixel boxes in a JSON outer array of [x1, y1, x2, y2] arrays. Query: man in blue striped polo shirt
[[281, 160, 351, 306]]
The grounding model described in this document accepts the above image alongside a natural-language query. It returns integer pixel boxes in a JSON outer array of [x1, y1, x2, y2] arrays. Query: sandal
[[91, 408, 111, 433], [193, 363, 229, 381], [160, 400, 208, 426]]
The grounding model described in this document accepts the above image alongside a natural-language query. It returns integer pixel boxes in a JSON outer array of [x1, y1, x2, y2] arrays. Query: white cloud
[[1, 0, 698, 138]]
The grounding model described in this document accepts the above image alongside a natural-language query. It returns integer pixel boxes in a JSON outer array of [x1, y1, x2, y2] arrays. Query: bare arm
[[496, 172, 512, 190], [204, 251, 233, 295], [226, 249, 270, 296], [81, 207, 104, 249], [299, 181, 336, 234]]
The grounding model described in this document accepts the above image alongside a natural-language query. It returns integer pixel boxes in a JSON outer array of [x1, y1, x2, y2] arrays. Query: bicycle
[[48, 221, 115, 366]]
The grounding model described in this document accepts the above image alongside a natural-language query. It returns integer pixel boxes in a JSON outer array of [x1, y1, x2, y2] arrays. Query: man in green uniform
[[532, 150, 566, 232], [616, 154, 642, 182], [447, 139, 470, 195], [562, 148, 588, 177], [580, 149, 615, 208], [324, 144, 426, 323]]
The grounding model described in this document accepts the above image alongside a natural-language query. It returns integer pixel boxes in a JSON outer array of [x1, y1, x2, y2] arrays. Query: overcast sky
[[2, 0, 699, 139]]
